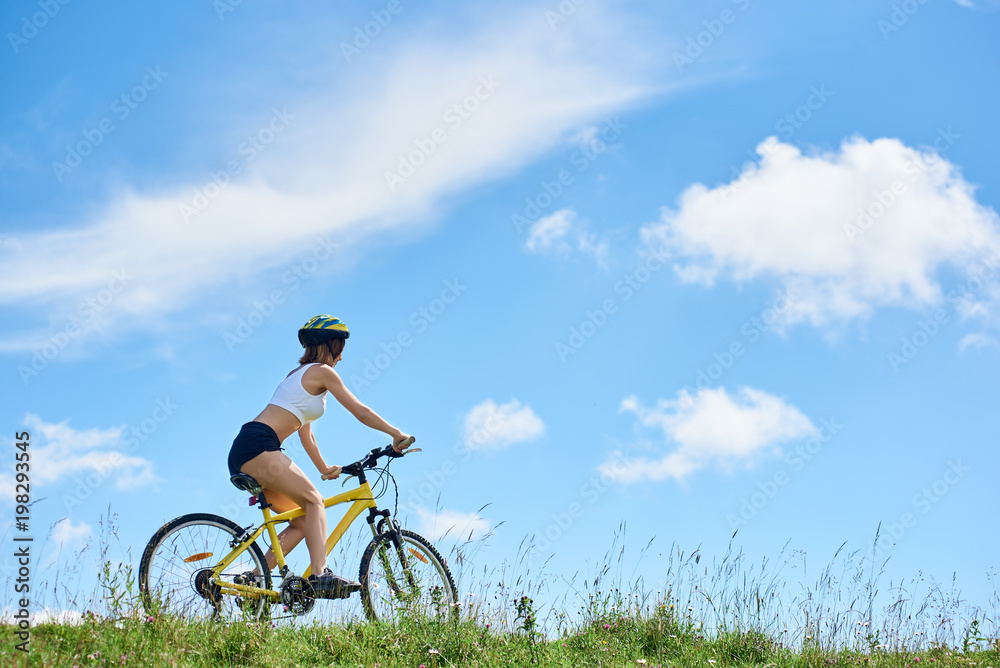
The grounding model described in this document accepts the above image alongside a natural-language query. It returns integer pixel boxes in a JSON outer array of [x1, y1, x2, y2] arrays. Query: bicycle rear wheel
[[359, 528, 458, 623], [139, 513, 272, 621]]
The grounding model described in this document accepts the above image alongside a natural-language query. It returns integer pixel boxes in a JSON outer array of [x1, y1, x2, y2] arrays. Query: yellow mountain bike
[[138, 441, 458, 622]]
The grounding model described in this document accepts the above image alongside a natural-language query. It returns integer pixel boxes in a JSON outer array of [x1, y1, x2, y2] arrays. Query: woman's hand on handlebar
[[320, 464, 342, 481], [392, 433, 415, 454]]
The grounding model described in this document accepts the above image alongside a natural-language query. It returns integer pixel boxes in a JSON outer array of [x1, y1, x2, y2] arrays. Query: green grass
[[3, 515, 997, 667], [2, 605, 997, 667]]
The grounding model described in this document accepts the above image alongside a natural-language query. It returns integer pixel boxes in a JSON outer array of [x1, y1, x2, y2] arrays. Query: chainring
[[279, 576, 315, 616]]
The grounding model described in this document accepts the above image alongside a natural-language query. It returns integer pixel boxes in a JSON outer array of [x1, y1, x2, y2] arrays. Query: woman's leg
[[256, 489, 309, 571], [240, 451, 328, 576]]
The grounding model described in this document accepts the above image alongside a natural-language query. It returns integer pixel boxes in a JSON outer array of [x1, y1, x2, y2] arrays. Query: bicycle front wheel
[[139, 513, 272, 622], [359, 528, 458, 623]]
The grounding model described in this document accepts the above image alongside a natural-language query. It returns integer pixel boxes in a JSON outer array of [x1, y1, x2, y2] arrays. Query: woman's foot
[[308, 568, 361, 599]]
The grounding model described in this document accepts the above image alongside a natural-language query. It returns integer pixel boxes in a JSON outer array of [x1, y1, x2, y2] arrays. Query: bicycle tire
[[359, 528, 458, 623], [139, 513, 272, 621]]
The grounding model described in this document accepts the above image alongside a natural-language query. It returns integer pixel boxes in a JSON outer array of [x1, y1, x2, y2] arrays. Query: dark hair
[[299, 338, 345, 366]]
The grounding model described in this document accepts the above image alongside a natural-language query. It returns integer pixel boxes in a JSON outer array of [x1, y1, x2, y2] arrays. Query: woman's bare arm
[[321, 367, 412, 451], [298, 422, 340, 478]]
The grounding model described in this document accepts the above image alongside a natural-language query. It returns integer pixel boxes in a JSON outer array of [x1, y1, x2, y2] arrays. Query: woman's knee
[[300, 489, 324, 509]]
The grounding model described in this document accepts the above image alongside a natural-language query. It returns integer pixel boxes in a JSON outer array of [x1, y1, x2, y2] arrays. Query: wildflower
[[603, 624, 611, 630]]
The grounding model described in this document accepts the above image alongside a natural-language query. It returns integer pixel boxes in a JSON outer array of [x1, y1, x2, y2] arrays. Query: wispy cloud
[[642, 135, 1000, 330], [43, 518, 92, 568], [415, 507, 490, 541], [601, 387, 817, 483], [953, 0, 1000, 10], [958, 331, 1000, 353], [0, 415, 156, 504], [525, 208, 609, 265], [0, 5, 658, 351]]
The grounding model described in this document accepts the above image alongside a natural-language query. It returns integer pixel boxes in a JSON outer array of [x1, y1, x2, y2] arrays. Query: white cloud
[[462, 398, 545, 451], [50, 518, 92, 548], [526, 209, 575, 253], [600, 387, 817, 483], [0, 5, 656, 350], [1, 608, 86, 625], [954, 0, 1000, 9], [1, 415, 156, 504], [526, 208, 609, 265], [958, 332, 1000, 353], [642, 135, 1000, 329], [44, 519, 92, 568], [415, 507, 490, 541]]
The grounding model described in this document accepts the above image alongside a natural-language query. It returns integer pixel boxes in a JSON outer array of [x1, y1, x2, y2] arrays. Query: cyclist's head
[[297, 315, 349, 366]]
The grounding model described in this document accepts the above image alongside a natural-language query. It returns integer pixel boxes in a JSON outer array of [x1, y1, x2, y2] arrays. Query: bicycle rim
[[139, 514, 271, 622], [360, 529, 458, 623]]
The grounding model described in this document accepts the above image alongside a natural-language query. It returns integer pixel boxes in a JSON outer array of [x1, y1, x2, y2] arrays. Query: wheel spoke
[[361, 530, 457, 623], [140, 514, 271, 622]]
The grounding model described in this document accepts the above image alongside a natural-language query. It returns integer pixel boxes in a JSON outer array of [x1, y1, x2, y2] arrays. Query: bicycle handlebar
[[322, 436, 418, 481]]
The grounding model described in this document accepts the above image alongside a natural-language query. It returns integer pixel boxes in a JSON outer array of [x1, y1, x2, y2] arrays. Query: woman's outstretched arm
[[321, 367, 412, 451]]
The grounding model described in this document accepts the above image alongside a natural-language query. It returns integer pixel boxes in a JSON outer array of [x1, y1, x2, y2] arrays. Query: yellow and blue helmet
[[298, 315, 350, 346]]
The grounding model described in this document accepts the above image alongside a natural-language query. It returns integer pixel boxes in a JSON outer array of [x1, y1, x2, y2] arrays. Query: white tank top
[[267, 363, 327, 426]]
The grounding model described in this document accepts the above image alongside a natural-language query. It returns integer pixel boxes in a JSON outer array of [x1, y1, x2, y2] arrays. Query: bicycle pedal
[[332, 581, 362, 599], [309, 575, 361, 599]]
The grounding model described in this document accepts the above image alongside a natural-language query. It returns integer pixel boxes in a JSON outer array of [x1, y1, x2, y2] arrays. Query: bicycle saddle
[[230, 473, 262, 495]]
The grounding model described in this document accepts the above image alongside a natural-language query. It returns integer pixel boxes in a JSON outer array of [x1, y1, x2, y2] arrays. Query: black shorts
[[228, 421, 283, 477]]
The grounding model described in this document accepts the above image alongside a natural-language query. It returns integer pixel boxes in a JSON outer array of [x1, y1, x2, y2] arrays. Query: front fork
[[367, 507, 397, 539], [366, 507, 419, 594]]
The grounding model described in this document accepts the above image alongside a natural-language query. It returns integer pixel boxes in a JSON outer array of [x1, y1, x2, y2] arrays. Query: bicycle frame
[[210, 479, 382, 601]]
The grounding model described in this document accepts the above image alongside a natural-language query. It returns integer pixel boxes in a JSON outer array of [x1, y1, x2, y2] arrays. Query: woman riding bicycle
[[227, 314, 413, 595]]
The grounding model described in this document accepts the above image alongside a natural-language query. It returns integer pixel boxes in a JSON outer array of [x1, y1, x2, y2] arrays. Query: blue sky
[[2, 0, 998, 627]]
